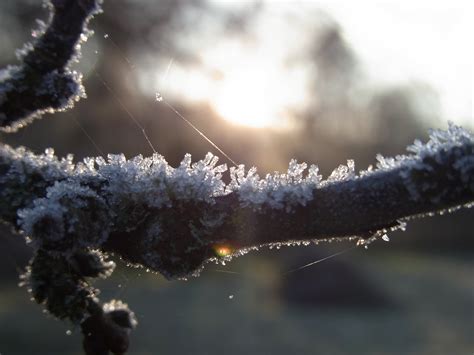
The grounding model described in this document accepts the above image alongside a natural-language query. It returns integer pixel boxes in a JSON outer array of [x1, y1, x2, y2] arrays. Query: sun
[[204, 43, 307, 128], [203, 43, 287, 127], [212, 61, 282, 128], [152, 40, 307, 129]]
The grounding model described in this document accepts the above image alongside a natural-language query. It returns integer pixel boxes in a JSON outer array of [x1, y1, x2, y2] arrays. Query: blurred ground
[[0, 246, 473, 355]]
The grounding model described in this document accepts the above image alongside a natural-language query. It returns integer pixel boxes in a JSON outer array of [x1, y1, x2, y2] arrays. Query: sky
[[317, 0, 473, 125], [140, 0, 473, 128]]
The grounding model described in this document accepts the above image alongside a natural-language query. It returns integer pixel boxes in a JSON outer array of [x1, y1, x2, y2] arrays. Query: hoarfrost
[[2, 123, 472, 277], [0, 0, 101, 131], [369, 122, 474, 200], [97, 152, 227, 210], [227, 159, 322, 211], [102, 299, 138, 329], [18, 180, 109, 253], [1, 146, 75, 182], [373, 122, 473, 175], [327, 159, 356, 183], [31, 19, 47, 39]]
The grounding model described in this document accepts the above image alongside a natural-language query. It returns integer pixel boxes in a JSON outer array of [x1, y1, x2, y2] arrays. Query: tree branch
[[1, 124, 473, 280], [0, 0, 102, 132]]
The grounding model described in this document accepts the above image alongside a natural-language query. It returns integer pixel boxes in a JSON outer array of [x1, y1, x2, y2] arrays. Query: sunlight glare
[[151, 39, 308, 129], [213, 57, 286, 128], [214, 245, 233, 257]]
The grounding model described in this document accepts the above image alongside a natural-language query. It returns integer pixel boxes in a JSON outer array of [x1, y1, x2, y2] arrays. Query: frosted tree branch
[[0, 126, 472, 355], [1, 124, 473, 279], [0, 1, 473, 354], [0, 0, 102, 132]]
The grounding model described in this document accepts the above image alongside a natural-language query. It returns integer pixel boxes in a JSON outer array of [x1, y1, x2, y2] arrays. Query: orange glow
[[213, 245, 233, 257]]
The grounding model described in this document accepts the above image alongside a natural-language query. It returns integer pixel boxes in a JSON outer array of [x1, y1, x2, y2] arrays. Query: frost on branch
[[0, 123, 473, 351], [375, 122, 474, 204], [227, 160, 322, 211], [18, 180, 110, 254], [81, 299, 137, 355], [0, 123, 472, 278], [0, 0, 101, 131]]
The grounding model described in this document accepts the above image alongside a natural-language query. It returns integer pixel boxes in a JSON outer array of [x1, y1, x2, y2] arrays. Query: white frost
[[227, 159, 322, 211]]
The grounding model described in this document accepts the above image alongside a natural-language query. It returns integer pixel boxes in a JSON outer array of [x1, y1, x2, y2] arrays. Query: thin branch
[[0, 0, 102, 132]]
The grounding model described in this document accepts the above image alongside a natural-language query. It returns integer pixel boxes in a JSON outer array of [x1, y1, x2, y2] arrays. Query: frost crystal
[[367, 122, 474, 200], [373, 122, 473, 174], [2, 122, 472, 279], [0, 0, 102, 132], [227, 159, 321, 211], [97, 152, 227, 209], [18, 180, 109, 253], [1, 146, 75, 182], [103, 299, 138, 329], [326, 159, 356, 183]]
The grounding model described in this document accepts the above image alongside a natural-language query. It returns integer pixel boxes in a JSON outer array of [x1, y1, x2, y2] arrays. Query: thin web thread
[[211, 244, 359, 277], [70, 114, 105, 157], [99, 33, 238, 166], [282, 245, 357, 275], [159, 97, 239, 167], [155, 56, 238, 167], [94, 71, 157, 155], [103, 33, 136, 70]]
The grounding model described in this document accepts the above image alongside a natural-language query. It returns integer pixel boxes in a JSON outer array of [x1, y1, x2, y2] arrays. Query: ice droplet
[[155, 92, 163, 102], [382, 234, 390, 242], [104, 34, 109, 39], [228, 294, 234, 299], [66, 330, 72, 336]]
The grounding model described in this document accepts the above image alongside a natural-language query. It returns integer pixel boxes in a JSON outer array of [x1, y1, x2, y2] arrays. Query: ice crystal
[[96, 152, 227, 210], [0, 146, 74, 183], [227, 159, 321, 211], [2, 123, 472, 279], [373, 122, 473, 174], [367, 122, 474, 201], [68, 250, 116, 279], [0, 0, 102, 132], [326, 159, 356, 183], [102, 299, 138, 329], [18, 180, 109, 253], [31, 19, 47, 39]]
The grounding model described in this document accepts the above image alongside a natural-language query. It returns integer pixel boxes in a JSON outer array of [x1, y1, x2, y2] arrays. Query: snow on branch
[[1, 123, 473, 280], [1, 127, 472, 355], [0, 0, 102, 132]]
